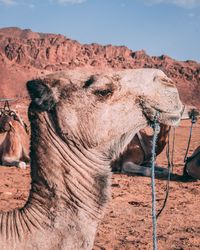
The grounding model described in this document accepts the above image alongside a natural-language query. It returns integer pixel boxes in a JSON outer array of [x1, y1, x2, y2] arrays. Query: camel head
[[135, 71, 184, 127], [27, 69, 183, 161]]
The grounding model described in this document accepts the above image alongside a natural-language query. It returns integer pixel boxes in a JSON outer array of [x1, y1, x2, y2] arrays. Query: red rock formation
[[0, 27, 199, 107]]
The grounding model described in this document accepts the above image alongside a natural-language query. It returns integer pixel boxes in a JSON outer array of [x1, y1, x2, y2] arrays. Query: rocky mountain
[[0, 27, 199, 107]]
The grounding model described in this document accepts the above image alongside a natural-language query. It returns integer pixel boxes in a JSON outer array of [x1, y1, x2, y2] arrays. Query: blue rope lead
[[151, 114, 160, 250]]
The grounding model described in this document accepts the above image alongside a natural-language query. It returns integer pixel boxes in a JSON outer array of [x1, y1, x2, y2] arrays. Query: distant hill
[[0, 27, 199, 107]]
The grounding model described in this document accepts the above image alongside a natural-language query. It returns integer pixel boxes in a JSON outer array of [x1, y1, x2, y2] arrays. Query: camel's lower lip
[[145, 110, 181, 126], [164, 113, 181, 120], [159, 113, 181, 126]]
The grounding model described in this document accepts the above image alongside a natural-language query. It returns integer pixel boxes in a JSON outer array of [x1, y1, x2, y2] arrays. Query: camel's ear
[[27, 80, 56, 111]]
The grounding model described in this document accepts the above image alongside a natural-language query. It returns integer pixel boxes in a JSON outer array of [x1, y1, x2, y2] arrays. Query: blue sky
[[0, 0, 200, 62]]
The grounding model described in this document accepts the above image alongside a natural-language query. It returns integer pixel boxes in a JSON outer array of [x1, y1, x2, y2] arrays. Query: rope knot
[[150, 111, 160, 134]]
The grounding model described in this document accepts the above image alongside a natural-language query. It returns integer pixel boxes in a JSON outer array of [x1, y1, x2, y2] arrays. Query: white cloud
[[56, 0, 86, 5], [0, 0, 16, 6], [145, 0, 200, 8]]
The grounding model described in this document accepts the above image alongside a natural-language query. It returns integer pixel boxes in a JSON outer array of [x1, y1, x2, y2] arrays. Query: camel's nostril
[[154, 75, 176, 87], [162, 78, 175, 87]]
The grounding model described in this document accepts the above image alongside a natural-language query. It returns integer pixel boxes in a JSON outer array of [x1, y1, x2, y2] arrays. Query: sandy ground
[[0, 117, 200, 250]]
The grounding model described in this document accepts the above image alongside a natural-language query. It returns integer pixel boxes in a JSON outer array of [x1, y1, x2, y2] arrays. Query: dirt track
[[0, 119, 200, 249]]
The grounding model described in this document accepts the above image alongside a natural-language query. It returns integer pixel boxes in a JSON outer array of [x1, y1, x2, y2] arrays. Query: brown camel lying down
[[183, 145, 200, 180], [112, 106, 199, 177], [0, 112, 29, 168], [111, 124, 171, 176], [0, 69, 184, 250]]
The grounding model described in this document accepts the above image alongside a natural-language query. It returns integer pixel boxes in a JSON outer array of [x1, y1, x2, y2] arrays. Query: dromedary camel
[[0, 69, 183, 250], [183, 145, 200, 180], [0, 112, 30, 168], [111, 123, 171, 175]]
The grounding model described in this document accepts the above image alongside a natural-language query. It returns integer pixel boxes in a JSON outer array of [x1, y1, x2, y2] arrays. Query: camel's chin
[[158, 113, 181, 127]]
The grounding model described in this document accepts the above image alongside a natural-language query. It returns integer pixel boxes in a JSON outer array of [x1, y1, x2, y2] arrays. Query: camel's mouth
[[142, 105, 182, 127], [138, 96, 183, 127]]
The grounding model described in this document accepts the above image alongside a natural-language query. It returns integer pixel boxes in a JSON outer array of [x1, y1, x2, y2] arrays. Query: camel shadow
[[112, 165, 198, 183]]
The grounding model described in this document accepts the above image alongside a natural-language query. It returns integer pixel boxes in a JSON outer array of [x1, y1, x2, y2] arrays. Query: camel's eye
[[92, 83, 115, 100], [94, 89, 113, 99]]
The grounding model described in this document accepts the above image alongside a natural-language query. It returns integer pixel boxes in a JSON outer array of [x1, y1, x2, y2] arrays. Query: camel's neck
[[157, 124, 171, 140], [0, 132, 7, 144], [0, 112, 111, 249], [27, 112, 111, 220], [155, 124, 171, 156], [157, 124, 170, 144]]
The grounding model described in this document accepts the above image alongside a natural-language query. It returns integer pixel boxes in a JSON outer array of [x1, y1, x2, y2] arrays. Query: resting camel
[[0, 69, 183, 250], [111, 124, 171, 176], [0, 111, 30, 168], [112, 106, 198, 176], [183, 145, 200, 180]]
